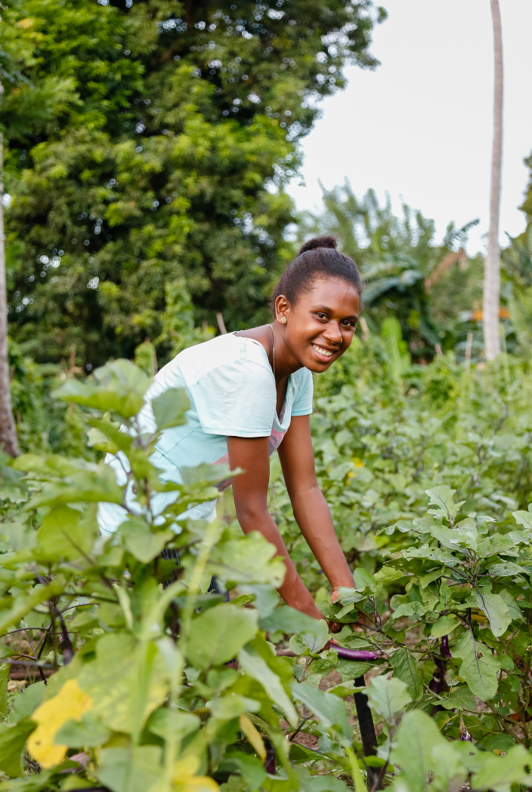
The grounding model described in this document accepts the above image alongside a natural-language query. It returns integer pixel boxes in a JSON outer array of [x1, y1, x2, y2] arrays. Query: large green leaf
[[55, 712, 110, 748], [290, 681, 351, 742], [208, 532, 285, 587], [513, 506, 532, 532], [53, 360, 150, 419], [389, 648, 423, 700], [146, 709, 200, 741], [471, 744, 532, 791], [428, 741, 467, 792], [0, 718, 36, 777], [451, 630, 500, 701], [475, 590, 511, 637], [186, 604, 258, 670], [152, 387, 189, 430], [238, 647, 297, 727], [259, 606, 327, 636], [425, 485, 464, 521], [37, 505, 92, 560], [96, 745, 163, 792], [208, 693, 261, 720], [390, 709, 447, 792], [431, 615, 459, 638], [288, 619, 329, 655], [79, 634, 168, 733], [29, 466, 123, 508], [121, 518, 174, 563], [366, 675, 411, 721]]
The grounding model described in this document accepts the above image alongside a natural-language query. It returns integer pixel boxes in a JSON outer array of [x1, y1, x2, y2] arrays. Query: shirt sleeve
[[291, 368, 313, 416], [189, 359, 275, 437]]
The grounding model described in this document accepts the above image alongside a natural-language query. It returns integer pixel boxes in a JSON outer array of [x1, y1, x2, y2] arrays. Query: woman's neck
[[235, 323, 302, 384]]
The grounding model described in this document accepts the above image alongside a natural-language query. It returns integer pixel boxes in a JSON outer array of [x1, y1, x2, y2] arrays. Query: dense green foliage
[[2, 0, 385, 368], [2, 341, 532, 790], [299, 182, 485, 362]]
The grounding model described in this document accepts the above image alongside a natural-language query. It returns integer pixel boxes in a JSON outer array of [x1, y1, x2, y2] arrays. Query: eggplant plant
[[0, 357, 531, 791]]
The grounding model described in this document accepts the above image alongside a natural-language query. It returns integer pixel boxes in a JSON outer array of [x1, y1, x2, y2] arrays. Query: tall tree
[[0, 80, 20, 458], [3, 0, 386, 369], [483, 0, 504, 360]]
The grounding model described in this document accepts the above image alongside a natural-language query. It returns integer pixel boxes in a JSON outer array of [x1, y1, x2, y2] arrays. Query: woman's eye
[[316, 312, 328, 320]]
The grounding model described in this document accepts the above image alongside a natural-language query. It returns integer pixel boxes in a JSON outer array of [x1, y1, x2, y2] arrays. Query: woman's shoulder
[[163, 333, 271, 388]]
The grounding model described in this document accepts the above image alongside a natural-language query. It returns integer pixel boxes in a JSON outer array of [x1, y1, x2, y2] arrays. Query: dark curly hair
[[270, 236, 361, 312]]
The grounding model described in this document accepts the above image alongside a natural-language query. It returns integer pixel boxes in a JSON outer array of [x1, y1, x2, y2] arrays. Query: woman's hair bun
[[299, 236, 337, 255]]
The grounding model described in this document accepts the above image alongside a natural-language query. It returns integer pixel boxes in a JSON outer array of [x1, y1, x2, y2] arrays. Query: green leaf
[[390, 600, 428, 620], [238, 647, 297, 727], [488, 561, 528, 577], [37, 505, 92, 560], [186, 604, 258, 670], [152, 387, 189, 430], [0, 718, 36, 777], [239, 584, 279, 618], [288, 619, 329, 655], [513, 509, 532, 531], [430, 742, 468, 792], [390, 709, 447, 791], [11, 681, 45, 722], [431, 615, 459, 638], [471, 744, 532, 791], [290, 681, 351, 741], [366, 675, 411, 721], [218, 751, 267, 792], [96, 745, 163, 792], [79, 634, 168, 733], [146, 709, 200, 741], [208, 693, 261, 720], [498, 588, 523, 622], [259, 606, 327, 636], [389, 648, 423, 699], [475, 590, 511, 637], [425, 485, 464, 521], [121, 517, 174, 563], [451, 630, 500, 701], [439, 685, 476, 711], [29, 466, 123, 508], [54, 711, 110, 748], [53, 360, 150, 419], [208, 532, 286, 587]]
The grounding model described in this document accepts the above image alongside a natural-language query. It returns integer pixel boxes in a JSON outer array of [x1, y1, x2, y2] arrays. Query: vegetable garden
[[1, 337, 532, 791]]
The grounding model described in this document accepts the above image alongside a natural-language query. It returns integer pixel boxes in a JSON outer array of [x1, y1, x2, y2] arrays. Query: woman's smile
[[310, 342, 337, 362]]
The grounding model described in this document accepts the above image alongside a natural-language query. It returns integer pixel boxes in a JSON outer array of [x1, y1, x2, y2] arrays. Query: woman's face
[[276, 277, 360, 373]]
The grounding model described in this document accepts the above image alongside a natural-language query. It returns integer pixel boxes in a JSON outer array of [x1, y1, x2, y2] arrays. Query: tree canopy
[[2, 0, 386, 368]]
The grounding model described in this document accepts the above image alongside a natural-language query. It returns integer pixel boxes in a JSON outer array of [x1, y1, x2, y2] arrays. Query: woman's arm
[[277, 415, 355, 599], [227, 434, 323, 620]]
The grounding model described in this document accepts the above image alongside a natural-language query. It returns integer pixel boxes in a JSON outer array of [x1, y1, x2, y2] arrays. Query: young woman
[[98, 236, 361, 620]]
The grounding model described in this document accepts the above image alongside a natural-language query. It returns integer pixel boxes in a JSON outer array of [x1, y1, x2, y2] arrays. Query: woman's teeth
[[312, 343, 333, 358]]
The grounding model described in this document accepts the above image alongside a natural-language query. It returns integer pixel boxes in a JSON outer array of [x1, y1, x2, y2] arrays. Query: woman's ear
[[274, 295, 290, 324]]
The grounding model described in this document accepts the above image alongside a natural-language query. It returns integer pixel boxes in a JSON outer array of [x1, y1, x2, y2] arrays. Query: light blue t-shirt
[[98, 333, 313, 533]]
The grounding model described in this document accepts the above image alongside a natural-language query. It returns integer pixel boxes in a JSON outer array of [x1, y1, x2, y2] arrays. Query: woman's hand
[[329, 588, 367, 634]]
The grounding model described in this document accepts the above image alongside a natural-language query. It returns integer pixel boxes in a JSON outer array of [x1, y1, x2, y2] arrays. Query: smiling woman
[[98, 237, 362, 620]]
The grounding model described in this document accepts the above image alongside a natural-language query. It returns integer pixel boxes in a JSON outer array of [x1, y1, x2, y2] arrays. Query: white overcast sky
[[287, 0, 532, 254]]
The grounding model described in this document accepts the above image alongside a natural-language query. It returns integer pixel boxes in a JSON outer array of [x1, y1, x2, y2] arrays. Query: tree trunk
[[0, 79, 20, 458], [483, 0, 504, 360]]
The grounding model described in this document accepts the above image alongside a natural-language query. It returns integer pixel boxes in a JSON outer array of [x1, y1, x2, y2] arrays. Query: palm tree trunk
[[0, 80, 20, 458], [483, 0, 503, 360]]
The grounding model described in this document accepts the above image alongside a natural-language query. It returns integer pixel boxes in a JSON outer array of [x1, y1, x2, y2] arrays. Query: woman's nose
[[323, 322, 343, 345]]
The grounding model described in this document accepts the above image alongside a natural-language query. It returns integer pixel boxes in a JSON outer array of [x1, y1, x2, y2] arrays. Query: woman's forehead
[[305, 278, 360, 312]]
